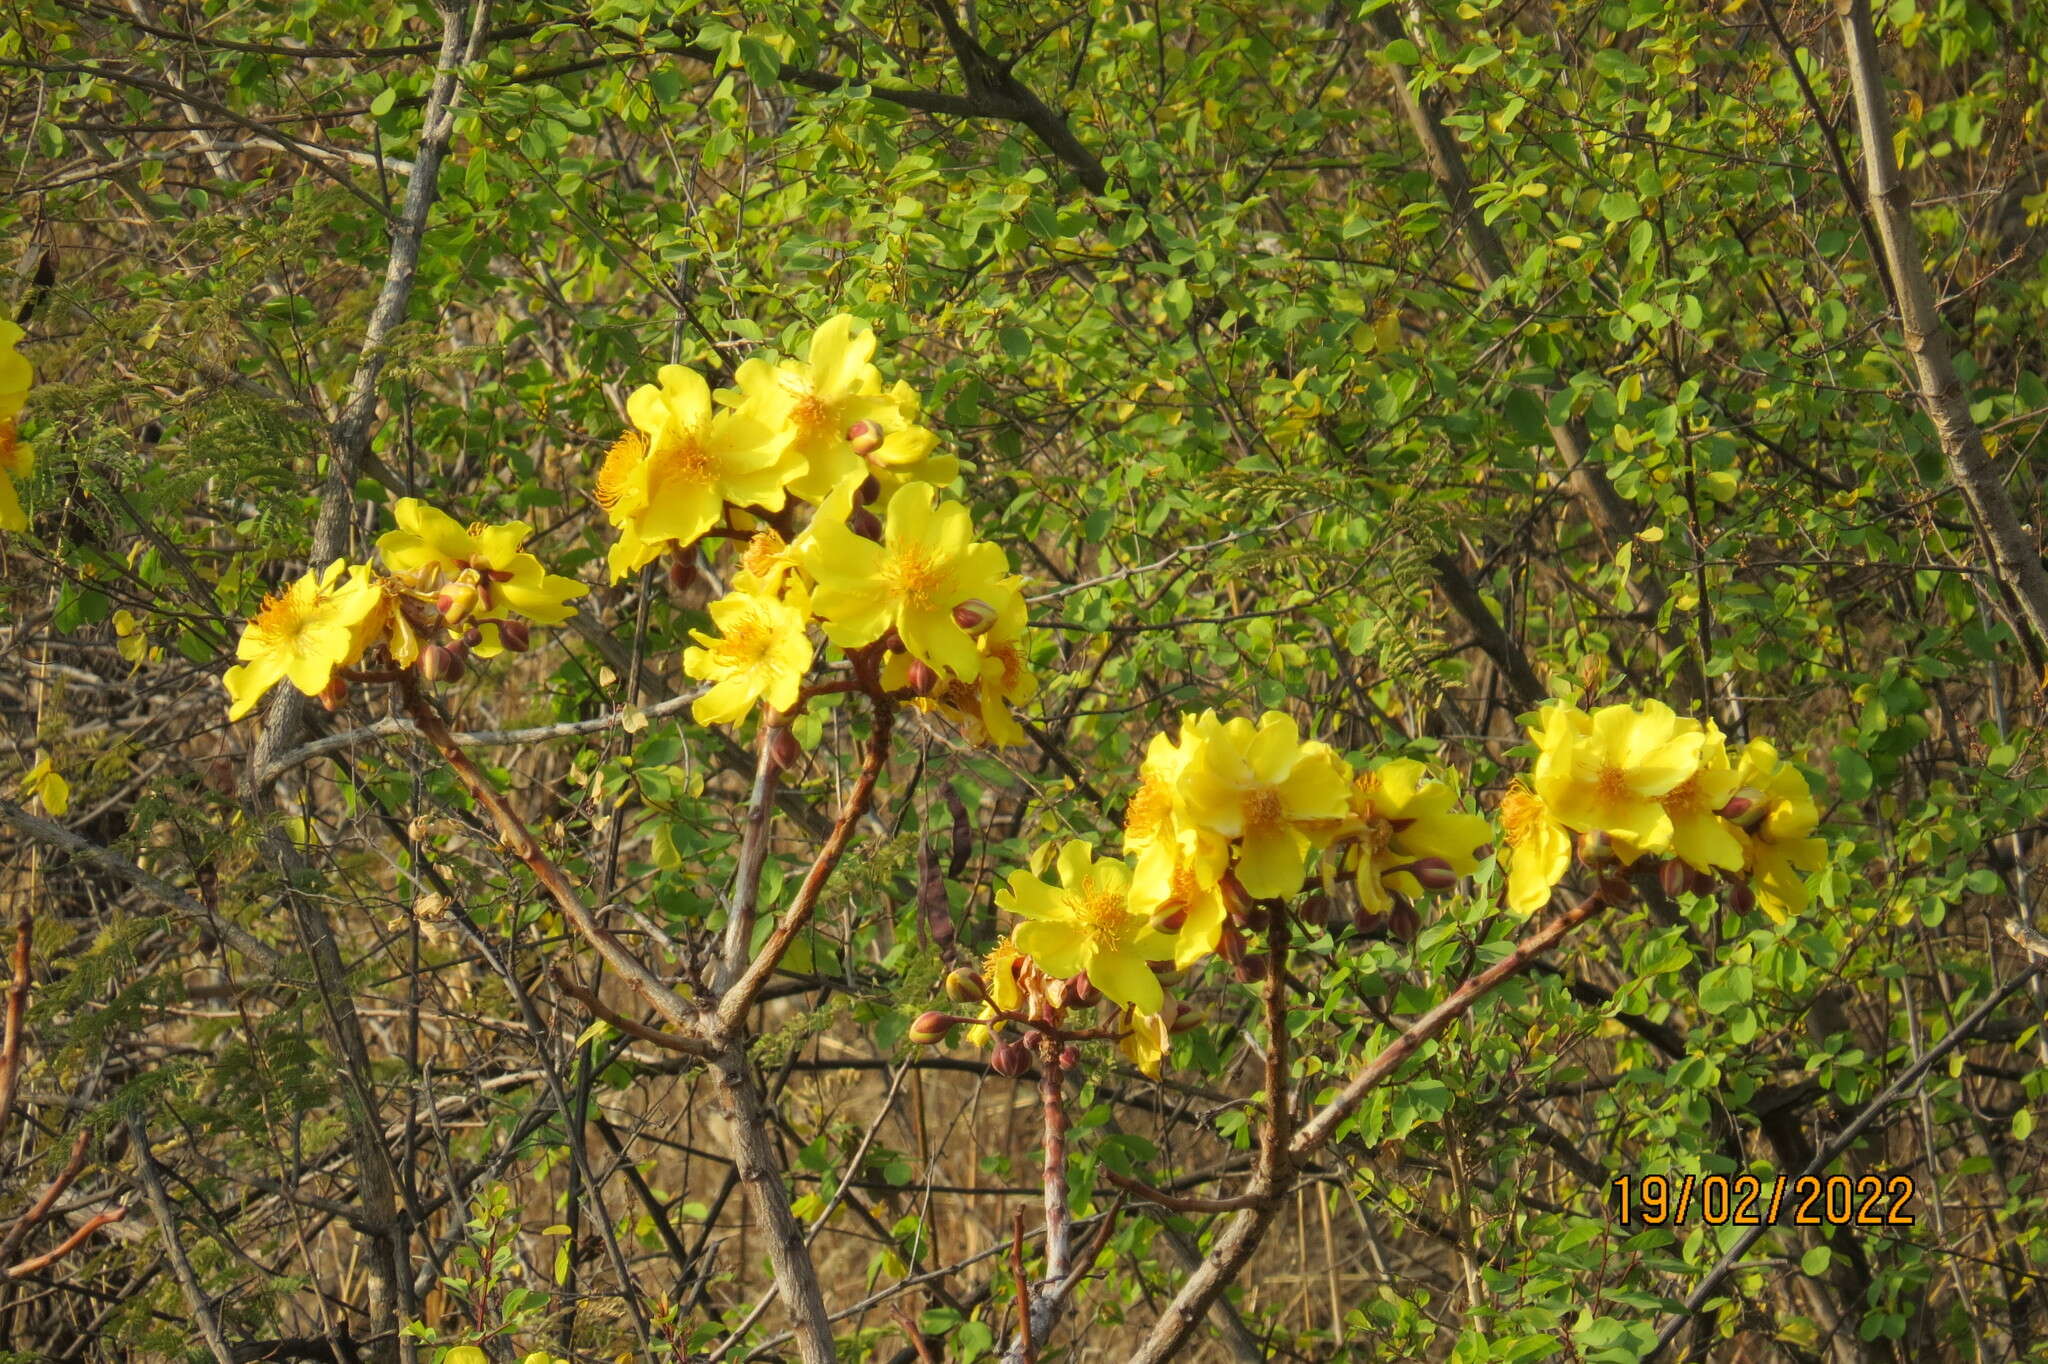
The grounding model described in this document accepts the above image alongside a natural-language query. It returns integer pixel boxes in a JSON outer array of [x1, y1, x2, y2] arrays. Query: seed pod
[[907, 1010, 956, 1046], [990, 1039, 1032, 1079], [846, 420, 884, 456], [1658, 857, 1692, 898], [1403, 857, 1459, 891], [951, 598, 998, 634], [495, 619, 531, 653], [943, 967, 985, 1005]]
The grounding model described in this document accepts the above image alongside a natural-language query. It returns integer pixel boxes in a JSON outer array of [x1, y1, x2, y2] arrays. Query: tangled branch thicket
[[4, 1, 2048, 1361]]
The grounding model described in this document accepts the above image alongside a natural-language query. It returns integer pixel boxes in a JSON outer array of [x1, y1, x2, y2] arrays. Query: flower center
[[1501, 784, 1547, 846], [724, 615, 775, 666], [884, 544, 945, 611], [789, 392, 835, 434], [1072, 884, 1132, 952], [0, 421, 20, 475], [595, 430, 645, 508], [741, 530, 789, 582], [1661, 774, 1703, 816], [1595, 765, 1633, 806], [1243, 787, 1286, 833], [1124, 779, 1171, 843], [651, 426, 716, 485], [251, 589, 314, 649]]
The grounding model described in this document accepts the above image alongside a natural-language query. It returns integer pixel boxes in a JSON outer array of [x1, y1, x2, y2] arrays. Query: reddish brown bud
[[1720, 789, 1767, 827], [1234, 953, 1269, 983], [848, 506, 883, 541], [846, 420, 885, 456], [951, 598, 998, 634], [1687, 867, 1718, 897], [1403, 857, 1459, 892], [990, 1039, 1032, 1079], [1658, 858, 1692, 898], [943, 967, 984, 1005], [1726, 881, 1758, 915], [907, 1010, 956, 1046], [319, 677, 349, 711], [905, 659, 939, 696], [1239, 903, 1271, 932], [1067, 972, 1096, 1007], [1216, 922, 1246, 965], [418, 644, 466, 684], [1353, 907, 1388, 936], [1297, 892, 1334, 927], [1058, 1045, 1081, 1071], [668, 553, 700, 596], [1169, 1006, 1206, 1034], [1388, 900, 1421, 942], [767, 727, 802, 773], [495, 619, 531, 653]]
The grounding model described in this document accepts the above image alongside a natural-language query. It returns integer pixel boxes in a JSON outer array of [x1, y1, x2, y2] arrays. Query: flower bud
[[907, 1010, 956, 1046], [436, 580, 479, 628], [846, 420, 885, 456], [1058, 1044, 1081, 1071], [1719, 789, 1767, 827], [319, 677, 349, 712], [990, 1039, 1032, 1078], [1234, 953, 1269, 983], [1216, 922, 1246, 965], [848, 506, 883, 541], [460, 627, 483, 650], [856, 474, 883, 506], [1297, 892, 1334, 927], [1687, 867, 1718, 897], [1169, 1006, 1206, 1034], [418, 643, 466, 683], [1067, 971, 1096, 1007], [1238, 903, 1271, 933], [495, 619, 531, 653], [1658, 857, 1692, 898], [668, 553, 700, 596], [1352, 906, 1388, 936], [1219, 874, 1254, 920], [1726, 881, 1758, 915], [943, 967, 984, 1005], [905, 658, 939, 696], [1403, 857, 1459, 892], [767, 727, 802, 773], [951, 598, 998, 634], [1388, 900, 1421, 942]]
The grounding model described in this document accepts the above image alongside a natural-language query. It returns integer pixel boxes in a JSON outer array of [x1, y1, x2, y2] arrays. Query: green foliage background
[[2, 0, 2046, 1360]]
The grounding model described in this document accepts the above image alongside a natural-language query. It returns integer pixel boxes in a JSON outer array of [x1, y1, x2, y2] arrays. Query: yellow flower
[[882, 584, 1036, 745], [1177, 711, 1355, 900], [1530, 699, 1703, 853], [223, 561, 385, 720], [731, 314, 941, 503], [1339, 758, 1492, 912], [683, 585, 816, 726], [0, 320, 35, 532], [1118, 1008, 1172, 1078], [1498, 780, 1571, 915], [732, 527, 805, 600], [601, 365, 794, 581], [1647, 718, 1744, 872], [1127, 841, 1229, 968], [376, 499, 587, 651], [1731, 739, 1827, 921], [998, 841, 1178, 1014], [20, 753, 69, 817], [800, 476, 1013, 681]]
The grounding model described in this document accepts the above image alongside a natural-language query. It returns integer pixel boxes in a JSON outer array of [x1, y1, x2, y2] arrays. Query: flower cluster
[[221, 500, 587, 720], [923, 710, 1490, 1077], [595, 315, 1033, 745], [1, 320, 36, 532], [1500, 699, 1826, 921]]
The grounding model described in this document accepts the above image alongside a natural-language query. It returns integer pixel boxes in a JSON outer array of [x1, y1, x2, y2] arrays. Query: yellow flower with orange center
[[1176, 711, 1354, 900], [998, 841, 1178, 1014], [1529, 699, 1703, 854], [1729, 739, 1827, 920], [1338, 759, 1492, 913], [1498, 780, 1571, 915], [222, 560, 386, 720], [683, 584, 816, 726]]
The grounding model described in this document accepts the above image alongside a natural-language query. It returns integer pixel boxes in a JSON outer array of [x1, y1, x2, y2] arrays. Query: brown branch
[[2, 1206, 127, 1279], [0, 1129, 92, 1266], [1102, 1170, 1277, 1215], [549, 968, 706, 1058], [712, 705, 893, 1037], [0, 892, 31, 1143], [129, 1113, 233, 1364]]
